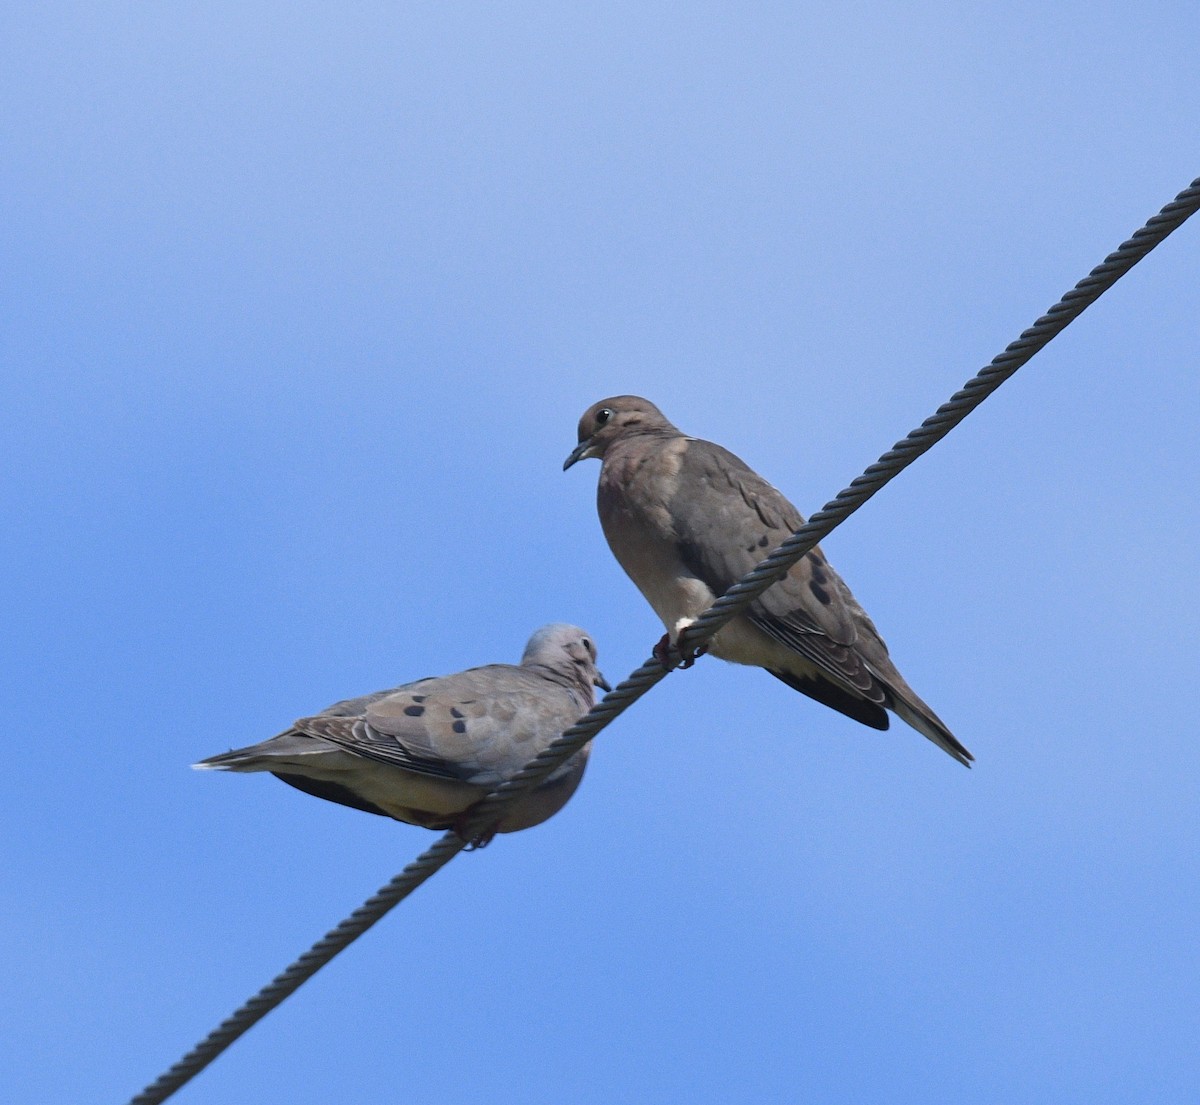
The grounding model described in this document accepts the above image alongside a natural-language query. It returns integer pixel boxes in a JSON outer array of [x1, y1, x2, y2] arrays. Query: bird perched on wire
[[564, 396, 971, 766], [194, 624, 611, 845]]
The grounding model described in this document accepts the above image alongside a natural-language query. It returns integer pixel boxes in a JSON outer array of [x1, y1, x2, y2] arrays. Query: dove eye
[[595, 408, 613, 426]]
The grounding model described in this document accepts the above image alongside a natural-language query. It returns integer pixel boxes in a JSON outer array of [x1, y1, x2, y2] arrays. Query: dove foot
[[453, 813, 496, 850], [653, 633, 708, 669]]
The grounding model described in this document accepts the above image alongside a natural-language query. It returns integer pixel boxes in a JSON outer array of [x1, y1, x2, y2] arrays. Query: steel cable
[[126, 175, 1200, 1105]]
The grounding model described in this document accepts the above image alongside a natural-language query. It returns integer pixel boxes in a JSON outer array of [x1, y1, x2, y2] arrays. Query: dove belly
[[492, 748, 591, 833], [601, 506, 712, 630], [599, 502, 820, 677], [274, 752, 487, 823]]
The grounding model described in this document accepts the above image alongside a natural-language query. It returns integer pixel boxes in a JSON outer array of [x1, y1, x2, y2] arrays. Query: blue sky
[[3, 4, 1199, 1103]]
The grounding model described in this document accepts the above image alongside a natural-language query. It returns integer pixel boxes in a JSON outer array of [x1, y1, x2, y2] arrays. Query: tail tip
[[191, 757, 231, 771]]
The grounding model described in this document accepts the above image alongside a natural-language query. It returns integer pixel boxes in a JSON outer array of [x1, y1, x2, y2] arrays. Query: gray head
[[563, 395, 679, 470], [521, 623, 611, 694]]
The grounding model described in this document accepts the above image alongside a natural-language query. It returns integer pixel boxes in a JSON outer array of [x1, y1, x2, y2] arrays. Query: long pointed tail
[[885, 683, 974, 767]]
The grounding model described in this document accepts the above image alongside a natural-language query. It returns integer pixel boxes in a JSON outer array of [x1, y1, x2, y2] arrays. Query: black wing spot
[[450, 707, 464, 718], [452, 720, 467, 735], [411, 695, 427, 703], [809, 581, 832, 605], [757, 534, 770, 548], [403, 705, 425, 717]]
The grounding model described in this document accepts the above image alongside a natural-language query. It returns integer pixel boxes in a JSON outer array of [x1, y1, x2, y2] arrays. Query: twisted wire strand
[[126, 175, 1200, 1105]]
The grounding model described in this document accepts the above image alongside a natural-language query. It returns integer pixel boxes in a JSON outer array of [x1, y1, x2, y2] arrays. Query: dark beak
[[594, 671, 612, 693], [563, 441, 591, 471]]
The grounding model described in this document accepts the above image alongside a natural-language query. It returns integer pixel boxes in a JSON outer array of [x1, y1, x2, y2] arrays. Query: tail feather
[[192, 732, 329, 773], [885, 684, 974, 767]]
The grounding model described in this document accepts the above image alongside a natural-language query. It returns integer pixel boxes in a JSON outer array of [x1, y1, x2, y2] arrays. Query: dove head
[[521, 623, 612, 696], [563, 395, 678, 470]]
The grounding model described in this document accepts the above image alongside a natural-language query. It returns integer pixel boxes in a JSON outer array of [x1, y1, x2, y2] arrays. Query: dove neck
[[527, 663, 592, 703]]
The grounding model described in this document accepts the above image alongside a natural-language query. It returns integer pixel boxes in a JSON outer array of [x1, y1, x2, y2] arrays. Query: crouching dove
[[194, 624, 611, 845], [564, 396, 972, 766]]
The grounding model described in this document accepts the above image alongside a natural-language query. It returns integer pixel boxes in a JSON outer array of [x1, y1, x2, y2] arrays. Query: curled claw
[[453, 812, 496, 850], [653, 633, 708, 669]]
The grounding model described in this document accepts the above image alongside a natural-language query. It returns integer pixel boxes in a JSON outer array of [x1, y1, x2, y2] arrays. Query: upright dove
[[194, 624, 610, 843], [564, 397, 972, 766]]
